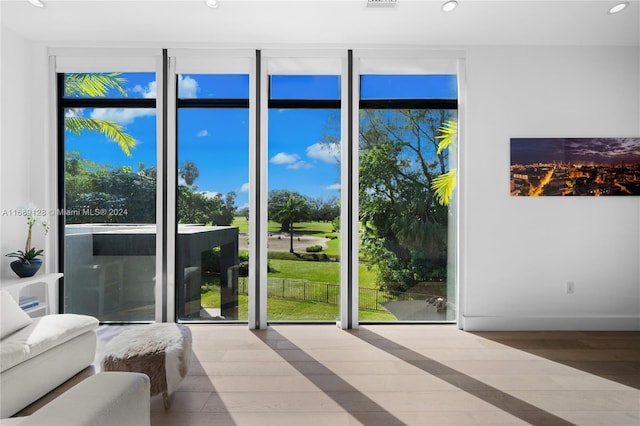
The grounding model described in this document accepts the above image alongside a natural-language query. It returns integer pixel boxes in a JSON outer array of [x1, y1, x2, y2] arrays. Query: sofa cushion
[[0, 290, 33, 339], [0, 314, 98, 373], [6, 372, 151, 426]]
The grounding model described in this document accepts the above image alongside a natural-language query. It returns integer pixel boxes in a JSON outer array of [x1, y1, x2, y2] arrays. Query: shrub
[[306, 245, 323, 253]]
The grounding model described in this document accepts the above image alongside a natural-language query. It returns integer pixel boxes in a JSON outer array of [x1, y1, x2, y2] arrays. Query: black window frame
[[357, 74, 458, 324], [56, 72, 157, 316], [174, 73, 250, 323]]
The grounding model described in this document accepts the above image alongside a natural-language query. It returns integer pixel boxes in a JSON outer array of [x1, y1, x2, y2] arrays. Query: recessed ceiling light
[[205, 0, 219, 9], [442, 0, 458, 13], [608, 2, 629, 14], [27, 0, 45, 8]]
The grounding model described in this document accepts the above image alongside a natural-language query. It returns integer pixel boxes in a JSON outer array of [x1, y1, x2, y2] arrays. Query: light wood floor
[[16, 325, 640, 425]]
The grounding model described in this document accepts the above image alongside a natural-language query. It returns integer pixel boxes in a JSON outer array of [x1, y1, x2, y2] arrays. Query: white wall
[[461, 46, 640, 330], [0, 27, 51, 279], [1, 32, 638, 329], [1, 27, 33, 278]]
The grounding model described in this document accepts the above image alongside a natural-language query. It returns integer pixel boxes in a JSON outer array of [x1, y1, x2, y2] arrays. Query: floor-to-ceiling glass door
[[355, 67, 458, 323], [60, 70, 158, 321], [57, 50, 461, 326], [266, 74, 342, 321], [175, 73, 250, 322]]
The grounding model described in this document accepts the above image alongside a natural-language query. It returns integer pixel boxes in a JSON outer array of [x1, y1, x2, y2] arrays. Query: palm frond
[[431, 168, 457, 206], [436, 120, 458, 155], [64, 73, 128, 97], [65, 117, 136, 156]]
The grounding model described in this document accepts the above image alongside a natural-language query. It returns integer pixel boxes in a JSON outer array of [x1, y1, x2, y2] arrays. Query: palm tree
[[179, 160, 200, 186], [273, 194, 307, 253], [64, 73, 137, 156], [431, 120, 457, 206]]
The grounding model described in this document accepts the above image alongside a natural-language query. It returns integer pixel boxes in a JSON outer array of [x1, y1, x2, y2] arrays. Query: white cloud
[[270, 152, 299, 165], [178, 176, 187, 186], [324, 183, 341, 191], [178, 75, 198, 99], [200, 191, 221, 199], [90, 108, 155, 125], [306, 142, 340, 163], [197, 130, 209, 137], [240, 182, 250, 193], [287, 161, 312, 170], [65, 108, 84, 118], [132, 81, 156, 98]]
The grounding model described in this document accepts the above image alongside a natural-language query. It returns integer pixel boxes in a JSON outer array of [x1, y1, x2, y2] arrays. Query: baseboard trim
[[461, 315, 640, 331]]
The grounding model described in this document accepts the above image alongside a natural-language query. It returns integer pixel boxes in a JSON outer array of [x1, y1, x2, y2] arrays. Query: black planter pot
[[10, 259, 42, 278]]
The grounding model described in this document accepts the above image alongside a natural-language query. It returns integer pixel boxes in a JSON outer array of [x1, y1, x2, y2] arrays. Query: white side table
[[1, 273, 63, 317]]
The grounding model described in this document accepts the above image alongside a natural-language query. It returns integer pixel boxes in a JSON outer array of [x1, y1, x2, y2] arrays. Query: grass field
[[201, 289, 396, 321], [232, 217, 337, 238], [267, 258, 378, 289], [231, 216, 249, 233], [220, 217, 393, 320]]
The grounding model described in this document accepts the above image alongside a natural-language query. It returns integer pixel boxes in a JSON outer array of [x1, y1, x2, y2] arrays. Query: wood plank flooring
[[13, 325, 640, 425]]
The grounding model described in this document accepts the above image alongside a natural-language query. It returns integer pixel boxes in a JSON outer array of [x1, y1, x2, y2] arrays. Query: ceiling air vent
[[366, 0, 397, 8]]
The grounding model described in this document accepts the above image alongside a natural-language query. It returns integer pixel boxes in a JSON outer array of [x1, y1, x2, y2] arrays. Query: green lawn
[[324, 237, 340, 257], [219, 218, 392, 320], [231, 216, 249, 233], [233, 216, 336, 237], [268, 259, 338, 282], [201, 289, 395, 321], [267, 258, 378, 289]]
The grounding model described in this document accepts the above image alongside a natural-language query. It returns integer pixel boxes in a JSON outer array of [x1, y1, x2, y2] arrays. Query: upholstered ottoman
[[101, 323, 192, 408]]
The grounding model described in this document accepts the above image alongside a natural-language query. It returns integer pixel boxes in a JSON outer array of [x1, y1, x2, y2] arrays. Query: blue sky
[[66, 73, 342, 209], [65, 72, 455, 209]]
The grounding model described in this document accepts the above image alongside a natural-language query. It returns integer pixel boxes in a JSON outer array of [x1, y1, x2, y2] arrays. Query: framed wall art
[[510, 138, 640, 196]]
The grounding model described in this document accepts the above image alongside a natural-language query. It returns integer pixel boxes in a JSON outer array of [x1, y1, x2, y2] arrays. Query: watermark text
[[2, 208, 129, 217]]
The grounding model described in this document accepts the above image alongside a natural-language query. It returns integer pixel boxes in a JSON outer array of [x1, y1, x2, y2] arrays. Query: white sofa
[[1, 372, 150, 426], [0, 289, 99, 418]]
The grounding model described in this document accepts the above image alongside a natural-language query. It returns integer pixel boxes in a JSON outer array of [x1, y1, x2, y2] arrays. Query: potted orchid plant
[[6, 203, 49, 278]]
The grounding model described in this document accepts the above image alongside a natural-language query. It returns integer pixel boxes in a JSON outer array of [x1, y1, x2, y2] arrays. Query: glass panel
[[63, 72, 157, 321], [360, 74, 457, 100], [270, 75, 340, 100], [176, 102, 249, 321], [358, 107, 457, 322], [63, 72, 156, 99], [267, 101, 341, 321], [178, 74, 249, 99]]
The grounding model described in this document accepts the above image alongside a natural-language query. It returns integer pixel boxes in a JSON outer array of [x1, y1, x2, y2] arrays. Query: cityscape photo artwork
[[510, 138, 640, 196]]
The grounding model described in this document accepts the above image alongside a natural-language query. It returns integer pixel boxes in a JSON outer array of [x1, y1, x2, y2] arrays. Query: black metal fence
[[236, 277, 437, 311]]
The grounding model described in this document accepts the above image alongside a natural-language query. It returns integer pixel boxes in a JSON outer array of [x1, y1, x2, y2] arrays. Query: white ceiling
[[1, 0, 639, 47]]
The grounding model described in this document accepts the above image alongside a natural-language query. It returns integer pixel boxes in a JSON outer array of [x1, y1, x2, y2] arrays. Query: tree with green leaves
[[179, 160, 200, 186], [211, 192, 237, 226], [307, 196, 340, 222], [271, 193, 309, 253], [359, 109, 454, 291], [66, 152, 238, 226], [268, 190, 304, 232], [65, 151, 156, 224], [177, 187, 222, 224], [64, 73, 137, 156]]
